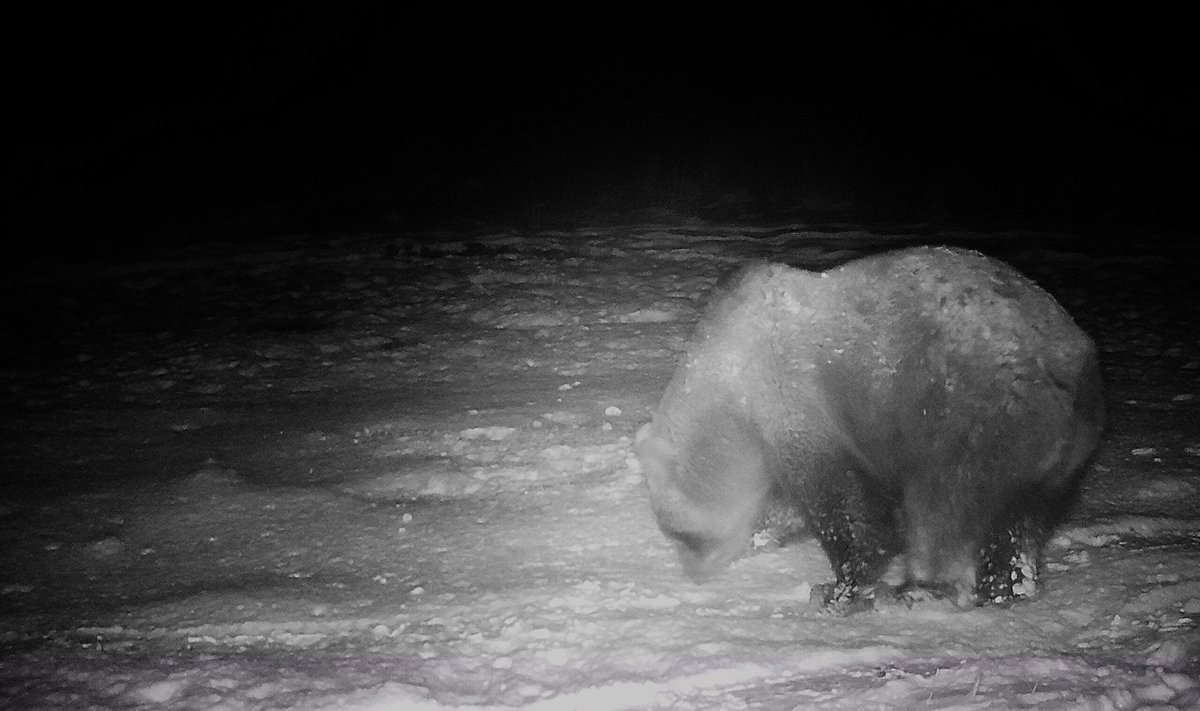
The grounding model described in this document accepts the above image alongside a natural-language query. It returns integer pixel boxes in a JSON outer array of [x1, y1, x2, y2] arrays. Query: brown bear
[[636, 246, 1104, 612]]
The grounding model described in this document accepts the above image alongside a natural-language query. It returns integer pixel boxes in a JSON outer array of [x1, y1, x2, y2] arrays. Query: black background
[[8, 7, 1196, 260]]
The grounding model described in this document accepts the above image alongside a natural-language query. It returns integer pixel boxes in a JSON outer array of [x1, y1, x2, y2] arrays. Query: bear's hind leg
[[975, 502, 1053, 605]]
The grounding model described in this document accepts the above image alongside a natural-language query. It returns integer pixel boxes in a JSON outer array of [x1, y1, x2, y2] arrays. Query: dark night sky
[[8, 8, 1197, 258]]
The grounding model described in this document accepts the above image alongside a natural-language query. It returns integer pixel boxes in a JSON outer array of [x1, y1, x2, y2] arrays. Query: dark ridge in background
[[7, 8, 1196, 263]]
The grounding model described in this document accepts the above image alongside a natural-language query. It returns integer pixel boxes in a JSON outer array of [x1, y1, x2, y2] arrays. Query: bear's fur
[[636, 246, 1104, 611]]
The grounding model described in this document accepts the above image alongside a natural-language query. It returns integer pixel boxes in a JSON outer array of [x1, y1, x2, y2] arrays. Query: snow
[[1, 225, 1198, 709]]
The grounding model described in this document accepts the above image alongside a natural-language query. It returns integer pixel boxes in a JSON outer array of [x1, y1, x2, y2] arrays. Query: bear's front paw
[[811, 580, 876, 615]]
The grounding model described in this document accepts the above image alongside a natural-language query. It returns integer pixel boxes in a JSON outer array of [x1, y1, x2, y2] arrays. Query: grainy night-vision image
[[3, 7, 1198, 709]]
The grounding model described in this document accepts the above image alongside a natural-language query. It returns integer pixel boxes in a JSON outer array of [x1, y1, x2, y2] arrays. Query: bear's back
[[792, 246, 1100, 486]]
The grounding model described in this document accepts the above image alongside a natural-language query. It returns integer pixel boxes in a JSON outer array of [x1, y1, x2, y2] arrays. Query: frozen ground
[[1, 225, 1198, 710]]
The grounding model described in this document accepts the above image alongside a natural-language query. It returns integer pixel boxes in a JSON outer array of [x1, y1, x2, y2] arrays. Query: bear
[[635, 246, 1104, 612]]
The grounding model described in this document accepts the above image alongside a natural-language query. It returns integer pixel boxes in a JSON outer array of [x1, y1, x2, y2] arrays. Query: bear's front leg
[[783, 447, 899, 615]]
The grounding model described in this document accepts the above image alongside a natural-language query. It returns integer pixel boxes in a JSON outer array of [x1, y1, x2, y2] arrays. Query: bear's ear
[[634, 424, 679, 489], [635, 423, 676, 459]]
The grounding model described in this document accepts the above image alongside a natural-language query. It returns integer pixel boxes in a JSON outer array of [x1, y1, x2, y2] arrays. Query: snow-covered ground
[[1, 226, 1197, 710]]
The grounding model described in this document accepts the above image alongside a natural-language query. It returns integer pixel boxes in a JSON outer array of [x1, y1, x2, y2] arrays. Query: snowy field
[[1, 225, 1198, 710]]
